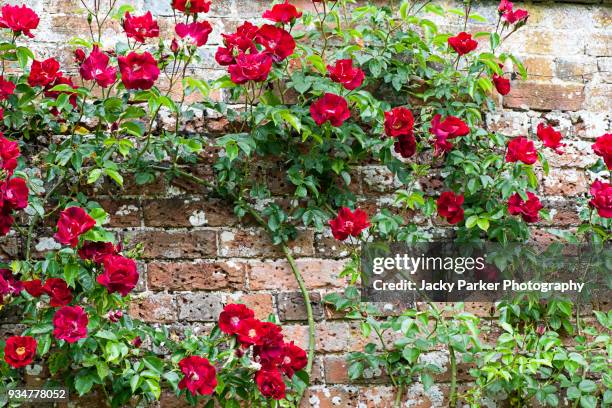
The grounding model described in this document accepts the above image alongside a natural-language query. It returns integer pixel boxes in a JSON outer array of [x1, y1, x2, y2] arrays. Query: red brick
[[277, 291, 325, 321], [219, 228, 315, 258], [143, 198, 238, 227], [129, 230, 217, 259], [503, 82, 585, 111], [542, 169, 588, 196], [147, 261, 246, 291], [233, 294, 274, 319], [129, 293, 177, 323], [301, 386, 359, 408], [249, 259, 346, 290], [97, 198, 141, 227]]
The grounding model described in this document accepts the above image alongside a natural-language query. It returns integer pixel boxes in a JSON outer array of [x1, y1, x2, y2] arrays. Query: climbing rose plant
[[0, 0, 609, 407]]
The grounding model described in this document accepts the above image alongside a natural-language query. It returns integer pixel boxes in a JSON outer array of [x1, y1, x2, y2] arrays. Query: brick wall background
[[1, 0, 611, 407]]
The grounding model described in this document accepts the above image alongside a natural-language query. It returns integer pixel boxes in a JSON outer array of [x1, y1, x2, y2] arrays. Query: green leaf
[[74, 370, 97, 396], [578, 379, 597, 393], [466, 215, 478, 229], [307, 55, 327, 74], [95, 330, 118, 341], [348, 362, 364, 380], [64, 263, 80, 287]]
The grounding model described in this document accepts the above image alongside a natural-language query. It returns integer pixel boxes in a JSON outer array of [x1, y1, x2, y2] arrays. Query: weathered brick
[[129, 230, 217, 259], [232, 294, 275, 319], [249, 259, 347, 290], [143, 197, 239, 227], [147, 261, 246, 291], [503, 82, 585, 111], [277, 291, 325, 321], [542, 169, 588, 196], [219, 228, 315, 258], [129, 293, 177, 323], [177, 293, 224, 322], [301, 386, 359, 408], [97, 198, 141, 227]]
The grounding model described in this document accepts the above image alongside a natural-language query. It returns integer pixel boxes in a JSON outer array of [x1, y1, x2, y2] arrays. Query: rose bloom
[[592, 133, 612, 170], [219, 303, 255, 335], [236, 318, 265, 346], [255, 24, 296, 62], [279, 342, 307, 377], [448, 32, 478, 55], [437, 192, 465, 224], [74, 48, 86, 63], [0, 269, 23, 299], [384, 107, 414, 138], [0, 4, 39, 38], [178, 356, 217, 396], [262, 1, 302, 24], [53, 305, 88, 343], [536, 123, 565, 155], [97, 255, 139, 296], [132, 336, 143, 347], [589, 180, 612, 219], [118, 51, 160, 90], [107, 309, 123, 323], [493, 73, 511, 95], [23, 279, 43, 297], [506, 136, 537, 165], [502, 8, 529, 24], [42, 277, 73, 307], [3, 336, 36, 368], [0, 135, 20, 173], [394, 133, 417, 159], [175, 21, 213, 47], [310, 93, 350, 127], [498, 0, 513, 13], [123, 12, 159, 43], [28, 58, 61, 87], [223, 21, 258, 53], [0, 76, 15, 100], [430, 114, 470, 139], [327, 59, 365, 90], [79, 46, 117, 88], [0, 177, 29, 210], [507, 192, 543, 223], [172, 0, 211, 14], [54, 207, 96, 247], [255, 369, 286, 400], [328, 207, 370, 241], [228, 52, 273, 84], [78, 241, 117, 264]]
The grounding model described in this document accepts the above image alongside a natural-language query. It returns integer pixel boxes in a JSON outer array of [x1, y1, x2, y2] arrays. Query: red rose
[[262, 1, 302, 24], [123, 12, 159, 43], [229, 52, 273, 84], [328, 207, 370, 241], [118, 51, 160, 90], [23, 279, 43, 297], [0, 135, 19, 173], [0, 269, 22, 298], [536, 123, 565, 155], [0, 76, 15, 100], [223, 22, 258, 53], [106, 309, 123, 323], [592, 133, 612, 170], [394, 133, 417, 159], [78, 241, 117, 264], [236, 318, 267, 346], [97, 255, 139, 296], [506, 136, 537, 165], [74, 48, 86, 63], [384, 107, 414, 138], [52, 305, 88, 343], [493, 74, 511, 95], [215, 47, 235, 66], [131, 336, 142, 347], [498, 0, 513, 13], [0, 5, 39, 38], [178, 356, 217, 396], [54, 207, 96, 247], [172, 0, 211, 14], [589, 180, 612, 219], [255, 369, 286, 400], [28, 58, 61, 87], [255, 24, 296, 62], [502, 8, 529, 25], [327, 59, 365, 91], [0, 209, 14, 236], [279, 342, 307, 377], [42, 277, 73, 307], [219, 303, 255, 335], [0, 177, 28, 210], [310, 93, 350, 127], [79, 46, 117, 88], [437, 192, 464, 224], [448, 32, 478, 55], [175, 21, 213, 47], [507, 192, 543, 223], [430, 114, 470, 139], [3, 336, 36, 368]]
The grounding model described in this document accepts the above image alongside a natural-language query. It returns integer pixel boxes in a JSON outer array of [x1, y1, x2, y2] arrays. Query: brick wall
[[4, 0, 612, 407]]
